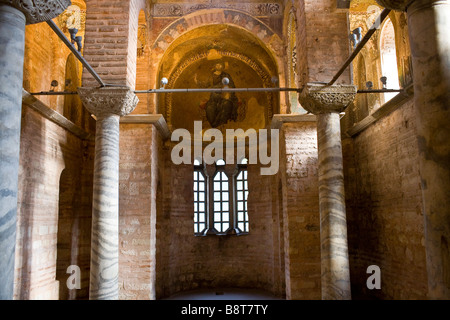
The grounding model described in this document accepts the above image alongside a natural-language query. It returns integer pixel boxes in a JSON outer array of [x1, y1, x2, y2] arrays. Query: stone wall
[[344, 98, 428, 299]]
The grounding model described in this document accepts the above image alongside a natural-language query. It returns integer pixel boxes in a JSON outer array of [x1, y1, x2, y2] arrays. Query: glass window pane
[[194, 183, 198, 191], [194, 214, 198, 222], [222, 182, 228, 191], [223, 212, 229, 221], [237, 172, 243, 180], [223, 222, 229, 231], [194, 193, 198, 201], [194, 224, 198, 233], [215, 223, 222, 232], [199, 182, 204, 191], [199, 214, 205, 223], [198, 173, 205, 181], [222, 202, 229, 212], [244, 181, 248, 189], [214, 212, 221, 222], [214, 192, 221, 201], [216, 159, 225, 166], [214, 202, 221, 212], [238, 222, 244, 231], [237, 181, 243, 190], [222, 192, 229, 201], [194, 159, 201, 166], [240, 158, 248, 165], [194, 203, 198, 212], [238, 202, 244, 211], [243, 171, 248, 179], [199, 203, 205, 212], [221, 172, 228, 181], [214, 182, 221, 190], [199, 192, 205, 202], [237, 192, 243, 200]]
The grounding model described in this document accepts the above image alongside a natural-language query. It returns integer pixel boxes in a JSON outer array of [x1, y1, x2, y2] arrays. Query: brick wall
[[344, 99, 428, 299], [154, 150, 282, 299], [280, 122, 321, 300], [118, 124, 157, 300], [304, 0, 351, 84], [82, 0, 145, 89], [14, 106, 93, 300]]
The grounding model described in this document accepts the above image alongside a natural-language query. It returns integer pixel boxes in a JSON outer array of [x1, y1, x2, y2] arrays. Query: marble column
[[376, 0, 450, 299], [299, 83, 357, 300], [0, 0, 70, 300], [78, 87, 138, 300]]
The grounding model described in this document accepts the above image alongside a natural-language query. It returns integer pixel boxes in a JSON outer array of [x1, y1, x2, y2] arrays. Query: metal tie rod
[[46, 20, 106, 88], [134, 87, 302, 94], [328, 8, 391, 86]]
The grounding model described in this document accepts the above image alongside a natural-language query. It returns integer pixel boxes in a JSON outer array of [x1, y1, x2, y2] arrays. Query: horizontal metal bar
[[46, 20, 106, 87], [30, 91, 78, 96], [135, 87, 301, 94], [357, 89, 403, 93], [328, 8, 391, 86]]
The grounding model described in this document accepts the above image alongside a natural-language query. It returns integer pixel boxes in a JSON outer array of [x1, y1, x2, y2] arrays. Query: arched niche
[[155, 23, 280, 135]]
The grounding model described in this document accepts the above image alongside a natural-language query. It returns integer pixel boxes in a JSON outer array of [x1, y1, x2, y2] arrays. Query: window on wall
[[380, 18, 400, 103], [193, 159, 207, 235], [193, 158, 249, 236]]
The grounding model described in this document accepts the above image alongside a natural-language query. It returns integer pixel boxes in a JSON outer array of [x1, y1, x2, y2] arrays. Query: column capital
[[298, 83, 357, 115], [0, 0, 70, 25], [78, 87, 139, 118]]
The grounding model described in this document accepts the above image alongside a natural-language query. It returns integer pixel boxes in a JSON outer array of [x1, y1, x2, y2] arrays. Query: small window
[[235, 159, 249, 233], [380, 18, 400, 103], [194, 162, 207, 235], [192, 158, 250, 236]]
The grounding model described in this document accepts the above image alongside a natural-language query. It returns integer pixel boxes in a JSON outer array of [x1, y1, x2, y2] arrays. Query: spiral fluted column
[[79, 87, 138, 300], [299, 83, 357, 300], [0, 0, 70, 300]]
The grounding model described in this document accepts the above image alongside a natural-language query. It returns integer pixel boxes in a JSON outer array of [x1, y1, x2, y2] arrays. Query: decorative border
[[152, 3, 282, 18]]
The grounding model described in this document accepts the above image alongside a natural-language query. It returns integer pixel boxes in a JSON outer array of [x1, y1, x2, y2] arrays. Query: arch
[[154, 18, 282, 133], [152, 9, 286, 92], [379, 17, 400, 102]]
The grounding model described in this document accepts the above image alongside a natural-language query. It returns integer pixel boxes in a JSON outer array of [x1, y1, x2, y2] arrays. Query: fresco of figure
[[205, 61, 239, 128]]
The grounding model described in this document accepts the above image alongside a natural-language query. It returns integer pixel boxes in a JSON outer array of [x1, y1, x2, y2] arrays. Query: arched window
[[193, 159, 207, 235], [193, 158, 249, 236], [235, 158, 249, 233], [380, 18, 400, 103]]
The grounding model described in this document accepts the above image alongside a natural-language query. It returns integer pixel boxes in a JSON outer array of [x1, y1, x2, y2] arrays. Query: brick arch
[[152, 9, 285, 81], [152, 8, 287, 113]]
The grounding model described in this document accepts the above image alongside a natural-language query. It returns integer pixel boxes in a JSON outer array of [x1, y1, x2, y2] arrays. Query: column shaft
[[408, 0, 450, 299], [0, 5, 26, 300], [89, 114, 121, 300], [317, 112, 351, 300]]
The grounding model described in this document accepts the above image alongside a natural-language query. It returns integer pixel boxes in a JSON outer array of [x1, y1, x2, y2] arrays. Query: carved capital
[[375, 0, 410, 11], [0, 0, 71, 25], [78, 87, 139, 118], [298, 83, 357, 114]]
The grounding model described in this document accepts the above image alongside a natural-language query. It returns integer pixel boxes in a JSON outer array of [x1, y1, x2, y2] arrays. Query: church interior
[[0, 0, 449, 300]]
